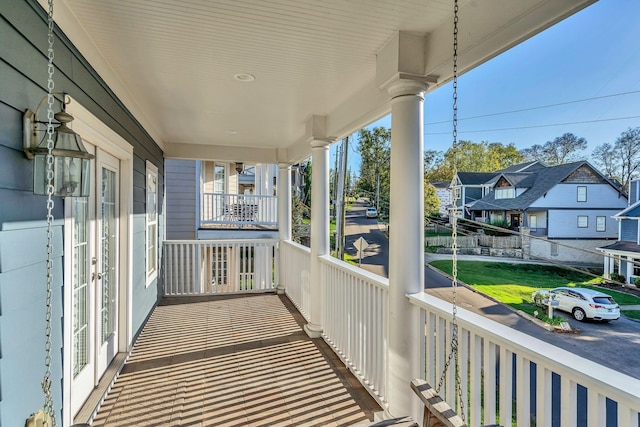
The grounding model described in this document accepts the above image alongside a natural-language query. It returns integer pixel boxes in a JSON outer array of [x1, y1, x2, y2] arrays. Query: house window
[[146, 161, 159, 285], [596, 216, 606, 232], [529, 215, 537, 230], [495, 188, 515, 199], [577, 186, 587, 202], [214, 164, 225, 193], [577, 215, 588, 228]]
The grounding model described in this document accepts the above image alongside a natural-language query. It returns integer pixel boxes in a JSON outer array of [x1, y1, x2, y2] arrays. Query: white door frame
[[63, 98, 134, 425]]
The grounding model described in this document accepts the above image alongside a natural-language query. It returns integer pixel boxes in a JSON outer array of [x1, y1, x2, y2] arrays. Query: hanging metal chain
[[436, 0, 465, 422], [42, 0, 58, 425]]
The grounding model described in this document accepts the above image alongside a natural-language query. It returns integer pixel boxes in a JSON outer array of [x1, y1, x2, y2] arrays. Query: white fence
[[409, 292, 640, 426], [281, 240, 311, 320], [201, 193, 277, 226], [163, 239, 278, 296], [320, 255, 389, 405]]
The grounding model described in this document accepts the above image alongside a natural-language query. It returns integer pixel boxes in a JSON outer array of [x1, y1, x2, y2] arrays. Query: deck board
[[90, 294, 382, 426]]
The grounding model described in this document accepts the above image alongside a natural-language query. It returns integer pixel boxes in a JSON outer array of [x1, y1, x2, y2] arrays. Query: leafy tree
[[356, 127, 391, 211], [424, 181, 441, 217], [521, 132, 587, 165], [592, 127, 640, 190]]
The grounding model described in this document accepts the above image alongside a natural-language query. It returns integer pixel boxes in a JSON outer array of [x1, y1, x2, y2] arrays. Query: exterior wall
[[435, 187, 451, 215], [630, 180, 639, 204], [529, 238, 608, 265], [530, 183, 627, 209], [0, 1, 163, 424], [620, 219, 639, 243], [166, 160, 197, 239], [464, 186, 484, 206], [547, 209, 621, 239]]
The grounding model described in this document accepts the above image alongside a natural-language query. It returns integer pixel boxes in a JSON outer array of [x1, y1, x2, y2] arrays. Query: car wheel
[[572, 307, 586, 322]]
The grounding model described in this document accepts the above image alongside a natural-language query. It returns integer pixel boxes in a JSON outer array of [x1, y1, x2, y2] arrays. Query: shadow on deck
[[91, 294, 382, 426]]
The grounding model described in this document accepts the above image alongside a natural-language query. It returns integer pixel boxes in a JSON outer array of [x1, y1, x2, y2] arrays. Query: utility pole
[[337, 136, 349, 260]]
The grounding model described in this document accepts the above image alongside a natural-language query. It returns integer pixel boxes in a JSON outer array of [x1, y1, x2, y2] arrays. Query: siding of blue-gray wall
[[166, 160, 197, 240], [530, 183, 627, 209], [1, 1, 165, 424], [464, 187, 483, 206], [547, 209, 620, 239], [620, 220, 639, 243], [630, 180, 639, 205], [0, 224, 63, 427]]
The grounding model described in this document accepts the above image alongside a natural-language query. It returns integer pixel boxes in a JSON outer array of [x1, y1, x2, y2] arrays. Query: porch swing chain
[[435, 0, 465, 421], [42, 0, 58, 425]]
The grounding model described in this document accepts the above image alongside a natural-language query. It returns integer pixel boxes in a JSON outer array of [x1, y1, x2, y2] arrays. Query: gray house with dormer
[[468, 161, 627, 263]]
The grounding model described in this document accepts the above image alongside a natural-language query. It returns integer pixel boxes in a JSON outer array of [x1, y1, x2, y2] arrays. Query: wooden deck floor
[[91, 294, 382, 426]]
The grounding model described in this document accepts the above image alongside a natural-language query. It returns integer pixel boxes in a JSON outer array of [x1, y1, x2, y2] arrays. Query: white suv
[[532, 287, 620, 322], [365, 207, 378, 218]]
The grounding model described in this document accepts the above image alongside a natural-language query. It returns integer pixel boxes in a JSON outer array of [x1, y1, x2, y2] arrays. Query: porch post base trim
[[275, 284, 286, 295], [304, 323, 323, 338]]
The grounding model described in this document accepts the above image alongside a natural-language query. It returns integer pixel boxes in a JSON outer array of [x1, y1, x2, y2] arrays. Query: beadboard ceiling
[[50, 0, 596, 163]]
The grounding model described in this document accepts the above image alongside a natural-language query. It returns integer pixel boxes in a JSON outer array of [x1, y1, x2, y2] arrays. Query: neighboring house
[[430, 181, 452, 216], [451, 160, 547, 218], [598, 179, 640, 284], [469, 161, 627, 263]]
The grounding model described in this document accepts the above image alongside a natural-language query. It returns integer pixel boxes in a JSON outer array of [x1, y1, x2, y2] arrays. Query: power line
[[424, 90, 640, 126], [424, 115, 640, 136]]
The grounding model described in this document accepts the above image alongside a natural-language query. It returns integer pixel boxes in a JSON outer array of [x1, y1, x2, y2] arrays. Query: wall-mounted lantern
[[23, 94, 94, 197]]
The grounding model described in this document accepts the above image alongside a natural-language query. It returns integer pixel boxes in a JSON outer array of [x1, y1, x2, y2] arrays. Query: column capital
[[381, 74, 431, 99], [309, 138, 333, 149]]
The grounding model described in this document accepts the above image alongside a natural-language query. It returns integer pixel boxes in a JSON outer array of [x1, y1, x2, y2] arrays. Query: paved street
[[342, 201, 640, 379]]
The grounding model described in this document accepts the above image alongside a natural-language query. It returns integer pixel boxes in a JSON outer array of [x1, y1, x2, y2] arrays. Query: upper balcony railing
[[162, 237, 640, 425], [201, 192, 277, 228]]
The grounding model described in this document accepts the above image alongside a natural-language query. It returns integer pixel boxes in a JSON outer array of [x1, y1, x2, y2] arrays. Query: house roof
[[430, 181, 451, 189], [613, 200, 640, 218], [498, 160, 548, 173], [456, 172, 498, 186], [469, 161, 624, 212], [598, 241, 640, 254]]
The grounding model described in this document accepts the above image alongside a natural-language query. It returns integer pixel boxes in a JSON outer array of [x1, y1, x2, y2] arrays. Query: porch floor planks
[[89, 294, 382, 426]]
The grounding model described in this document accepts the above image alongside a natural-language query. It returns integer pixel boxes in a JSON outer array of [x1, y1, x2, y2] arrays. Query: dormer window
[[495, 187, 515, 199]]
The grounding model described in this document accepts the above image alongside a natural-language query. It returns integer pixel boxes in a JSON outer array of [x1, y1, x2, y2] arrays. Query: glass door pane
[[101, 168, 117, 343], [73, 197, 89, 376]]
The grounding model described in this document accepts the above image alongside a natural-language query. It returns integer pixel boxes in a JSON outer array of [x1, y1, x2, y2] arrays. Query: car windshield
[[592, 296, 616, 305]]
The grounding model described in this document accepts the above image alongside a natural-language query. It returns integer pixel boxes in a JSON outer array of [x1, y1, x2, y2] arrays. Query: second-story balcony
[[78, 238, 640, 426], [200, 193, 278, 230]]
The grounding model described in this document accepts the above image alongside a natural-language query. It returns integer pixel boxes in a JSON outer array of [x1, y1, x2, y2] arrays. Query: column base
[[275, 284, 286, 295], [304, 323, 323, 338]]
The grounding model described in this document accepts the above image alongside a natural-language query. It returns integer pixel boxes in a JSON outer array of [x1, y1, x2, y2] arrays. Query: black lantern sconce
[[23, 94, 94, 197]]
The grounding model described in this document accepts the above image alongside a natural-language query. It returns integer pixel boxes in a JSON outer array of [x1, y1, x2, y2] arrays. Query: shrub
[[485, 219, 511, 236], [634, 277, 640, 287], [610, 273, 626, 284]]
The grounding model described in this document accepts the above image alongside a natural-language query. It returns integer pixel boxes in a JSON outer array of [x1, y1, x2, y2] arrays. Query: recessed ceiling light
[[225, 129, 238, 134], [234, 73, 256, 82]]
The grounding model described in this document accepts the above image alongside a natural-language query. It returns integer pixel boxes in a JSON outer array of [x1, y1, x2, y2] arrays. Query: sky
[[334, 0, 640, 175]]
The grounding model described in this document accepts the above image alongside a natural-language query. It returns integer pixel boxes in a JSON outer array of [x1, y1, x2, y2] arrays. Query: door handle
[[92, 272, 103, 281]]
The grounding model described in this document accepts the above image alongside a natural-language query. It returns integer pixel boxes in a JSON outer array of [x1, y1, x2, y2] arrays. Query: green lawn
[[429, 261, 640, 317]]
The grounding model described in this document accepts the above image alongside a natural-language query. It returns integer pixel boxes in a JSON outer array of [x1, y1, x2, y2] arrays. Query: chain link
[[436, 0, 465, 422], [42, 0, 58, 425]]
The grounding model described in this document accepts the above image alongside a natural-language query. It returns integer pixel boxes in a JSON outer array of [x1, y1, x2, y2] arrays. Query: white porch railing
[[163, 239, 278, 295], [281, 240, 311, 320], [201, 193, 277, 227], [409, 292, 640, 426], [320, 254, 389, 406]]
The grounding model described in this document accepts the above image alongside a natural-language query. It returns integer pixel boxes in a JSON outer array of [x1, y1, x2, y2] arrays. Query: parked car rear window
[[592, 296, 615, 304]]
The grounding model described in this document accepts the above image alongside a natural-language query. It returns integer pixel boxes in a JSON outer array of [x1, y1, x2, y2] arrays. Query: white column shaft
[[277, 164, 292, 294], [306, 141, 330, 337], [387, 81, 427, 418]]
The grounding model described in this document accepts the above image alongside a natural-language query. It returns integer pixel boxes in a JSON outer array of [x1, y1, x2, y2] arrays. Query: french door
[[68, 147, 120, 416]]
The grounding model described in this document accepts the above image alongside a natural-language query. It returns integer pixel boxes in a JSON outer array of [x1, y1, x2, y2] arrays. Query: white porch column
[[306, 138, 331, 338], [277, 163, 292, 294], [386, 78, 428, 418], [603, 253, 611, 279]]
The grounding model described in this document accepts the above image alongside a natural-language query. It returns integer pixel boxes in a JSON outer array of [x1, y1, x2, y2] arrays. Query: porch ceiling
[[49, 0, 596, 163]]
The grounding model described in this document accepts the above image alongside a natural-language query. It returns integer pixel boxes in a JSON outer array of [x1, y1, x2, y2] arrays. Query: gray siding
[[464, 187, 483, 205], [0, 1, 165, 423], [530, 183, 627, 209], [166, 160, 197, 240], [620, 220, 638, 243], [547, 209, 620, 239]]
